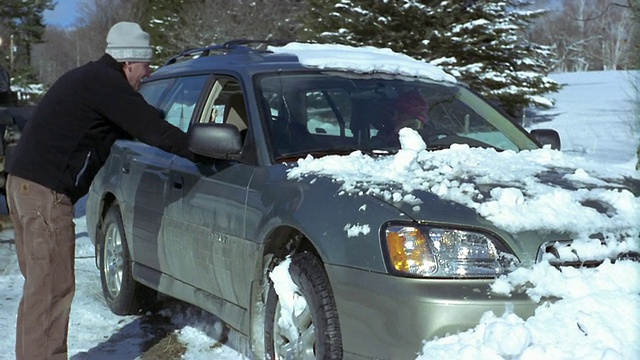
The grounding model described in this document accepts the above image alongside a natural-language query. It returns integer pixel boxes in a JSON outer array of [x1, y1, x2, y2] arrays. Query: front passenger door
[[124, 75, 209, 271], [161, 77, 258, 311]]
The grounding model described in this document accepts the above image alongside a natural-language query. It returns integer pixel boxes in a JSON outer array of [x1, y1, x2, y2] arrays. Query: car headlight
[[383, 224, 519, 278]]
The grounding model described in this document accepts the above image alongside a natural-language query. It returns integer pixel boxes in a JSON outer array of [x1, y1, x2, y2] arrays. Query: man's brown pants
[[7, 175, 75, 360]]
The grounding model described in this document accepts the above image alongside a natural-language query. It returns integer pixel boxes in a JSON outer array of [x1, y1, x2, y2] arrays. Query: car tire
[[265, 252, 343, 359], [98, 205, 155, 315]]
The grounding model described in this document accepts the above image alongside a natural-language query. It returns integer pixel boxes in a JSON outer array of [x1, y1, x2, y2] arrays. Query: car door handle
[[170, 173, 183, 190], [122, 163, 130, 174]]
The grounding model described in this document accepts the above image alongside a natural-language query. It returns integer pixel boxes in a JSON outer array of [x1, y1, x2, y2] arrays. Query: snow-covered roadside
[[531, 70, 639, 168], [0, 204, 246, 359]]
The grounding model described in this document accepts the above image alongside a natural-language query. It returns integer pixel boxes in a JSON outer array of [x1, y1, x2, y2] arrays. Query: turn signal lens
[[386, 226, 437, 276], [384, 224, 518, 278]]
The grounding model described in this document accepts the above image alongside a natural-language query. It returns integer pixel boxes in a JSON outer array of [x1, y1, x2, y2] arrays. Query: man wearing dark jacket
[[5, 21, 193, 360]]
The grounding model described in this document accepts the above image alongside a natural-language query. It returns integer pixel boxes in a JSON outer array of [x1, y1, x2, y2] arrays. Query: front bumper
[[326, 264, 538, 360]]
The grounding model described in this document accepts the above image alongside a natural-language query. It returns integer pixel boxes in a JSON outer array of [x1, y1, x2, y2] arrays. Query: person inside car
[[5, 21, 194, 360], [370, 90, 429, 147]]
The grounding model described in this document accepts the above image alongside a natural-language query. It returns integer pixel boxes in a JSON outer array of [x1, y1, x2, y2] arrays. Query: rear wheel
[[265, 252, 343, 359], [98, 205, 155, 315]]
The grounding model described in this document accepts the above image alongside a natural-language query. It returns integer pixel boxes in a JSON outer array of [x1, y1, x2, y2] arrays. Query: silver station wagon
[[86, 40, 632, 359]]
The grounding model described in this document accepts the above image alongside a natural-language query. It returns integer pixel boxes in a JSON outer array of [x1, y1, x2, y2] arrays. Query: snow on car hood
[[286, 128, 640, 252]]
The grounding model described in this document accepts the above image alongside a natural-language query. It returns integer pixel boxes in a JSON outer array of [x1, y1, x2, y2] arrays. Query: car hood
[[285, 143, 640, 265], [354, 165, 637, 230]]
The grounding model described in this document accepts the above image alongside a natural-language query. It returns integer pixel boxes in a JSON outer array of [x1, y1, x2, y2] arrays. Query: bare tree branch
[[569, 2, 630, 21]]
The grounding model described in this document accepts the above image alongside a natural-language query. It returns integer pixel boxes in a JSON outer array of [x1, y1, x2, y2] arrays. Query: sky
[[0, 44, 638, 360], [43, 0, 83, 28]]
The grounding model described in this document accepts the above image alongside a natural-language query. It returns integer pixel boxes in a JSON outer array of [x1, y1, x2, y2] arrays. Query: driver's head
[[393, 90, 429, 131], [105, 21, 154, 91]]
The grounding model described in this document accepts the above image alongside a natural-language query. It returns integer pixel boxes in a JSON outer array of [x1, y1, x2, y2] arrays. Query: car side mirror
[[188, 123, 243, 159], [530, 129, 561, 150]]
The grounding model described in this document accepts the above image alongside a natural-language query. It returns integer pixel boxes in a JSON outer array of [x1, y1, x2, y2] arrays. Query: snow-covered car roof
[[268, 42, 457, 83]]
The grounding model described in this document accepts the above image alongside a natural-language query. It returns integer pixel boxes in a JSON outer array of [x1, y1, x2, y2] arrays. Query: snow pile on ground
[[419, 259, 640, 360]]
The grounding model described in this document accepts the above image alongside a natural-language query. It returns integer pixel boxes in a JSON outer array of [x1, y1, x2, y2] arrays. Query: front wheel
[[98, 205, 155, 315], [265, 252, 343, 359]]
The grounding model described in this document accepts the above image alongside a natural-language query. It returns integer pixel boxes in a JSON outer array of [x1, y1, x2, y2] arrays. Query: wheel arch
[[93, 192, 119, 268], [248, 224, 326, 358]]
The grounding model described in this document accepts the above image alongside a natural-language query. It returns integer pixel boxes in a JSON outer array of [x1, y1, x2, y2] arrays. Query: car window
[[139, 78, 174, 107], [306, 90, 353, 137], [199, 77, 248, 133], [157, 75, 210, 132], [258, 73, 538, 158]]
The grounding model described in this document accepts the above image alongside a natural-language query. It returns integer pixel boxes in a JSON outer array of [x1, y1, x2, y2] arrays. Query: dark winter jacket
[[6, 54, 194, 203]]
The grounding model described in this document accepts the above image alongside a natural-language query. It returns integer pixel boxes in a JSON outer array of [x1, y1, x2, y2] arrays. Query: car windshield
[[257, 72, 539, 161]]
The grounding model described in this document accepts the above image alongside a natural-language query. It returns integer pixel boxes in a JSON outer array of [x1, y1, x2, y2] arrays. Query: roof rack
[[164, 39, 293, 66]]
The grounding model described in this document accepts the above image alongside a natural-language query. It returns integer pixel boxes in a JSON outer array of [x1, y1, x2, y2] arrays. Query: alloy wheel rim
[[103, 222, 124, 298], [273, 295, 316, 360]]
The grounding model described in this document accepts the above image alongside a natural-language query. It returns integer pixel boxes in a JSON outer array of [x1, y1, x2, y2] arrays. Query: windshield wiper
[[276, 147, 395, 162]]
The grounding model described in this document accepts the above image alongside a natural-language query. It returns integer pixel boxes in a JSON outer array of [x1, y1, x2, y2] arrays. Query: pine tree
[[0, 0, 54, 84], [427, 0, 559, 117], [135, 0, 310, 64], [303, 0, 435, 58], [303, 0, 559, 118], [138, 0, 187, 63]]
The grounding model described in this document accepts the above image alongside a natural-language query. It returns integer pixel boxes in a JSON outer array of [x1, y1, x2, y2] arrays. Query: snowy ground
[[0, 70, 638, 360], [531, 70, 639, 168]]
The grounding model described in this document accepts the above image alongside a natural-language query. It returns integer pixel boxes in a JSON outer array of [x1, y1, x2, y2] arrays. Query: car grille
[[536, 240, 640, 268]]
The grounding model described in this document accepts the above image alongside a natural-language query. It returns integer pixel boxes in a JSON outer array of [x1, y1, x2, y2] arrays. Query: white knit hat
[[105, 21, 153, 63]]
